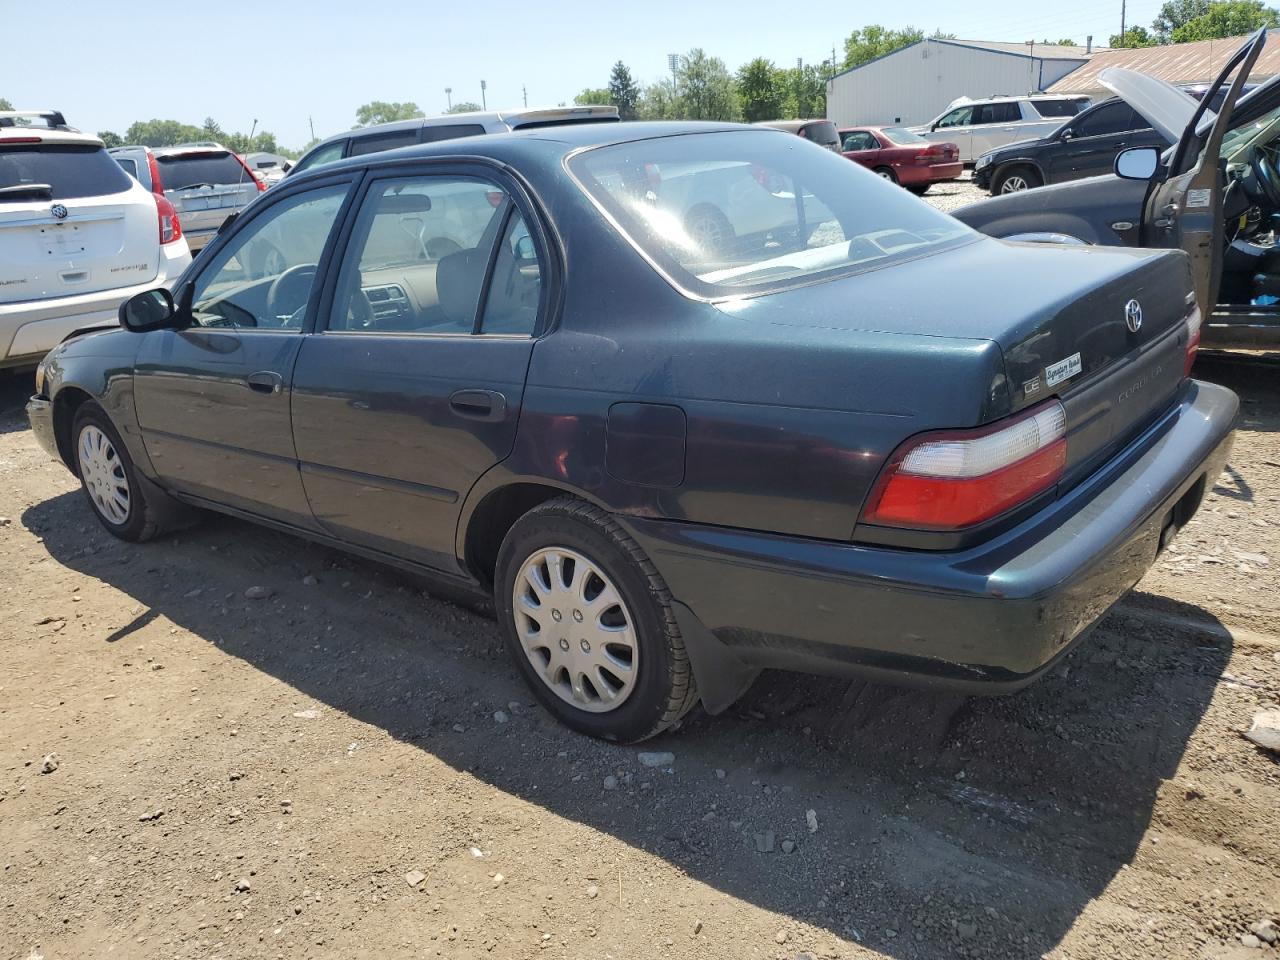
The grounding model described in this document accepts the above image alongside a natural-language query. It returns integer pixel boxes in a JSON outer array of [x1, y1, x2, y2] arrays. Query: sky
[[3, 0, 1165, 150]]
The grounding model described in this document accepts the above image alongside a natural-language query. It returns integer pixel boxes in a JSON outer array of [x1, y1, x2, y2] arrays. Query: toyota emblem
[[1124, 298, 1143, 333], [51, 203, 69, 220]]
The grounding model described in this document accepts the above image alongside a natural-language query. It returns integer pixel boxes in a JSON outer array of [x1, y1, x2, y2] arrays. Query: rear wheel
[[495, 497, 698, 742], [684, 205, 734, 254], [907, 183, 930, 196], [72, 403, 173, 542], [994, 166, 1042, 194], [873, 166, 898, 184]]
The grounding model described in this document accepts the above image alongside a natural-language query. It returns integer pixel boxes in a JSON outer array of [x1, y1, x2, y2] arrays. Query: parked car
[[973, 84, 1258, 195], [28, 121, 1235, 742], [839, 126, 962, 194], [754, 119, 841, 150], [244, 152, 293, 187], [955, 30, 1280, 349], [0, 111, 190, 371], [290, 105, 620, 176], [112, 143, 263, 254], [910, 95, 1091, 163]]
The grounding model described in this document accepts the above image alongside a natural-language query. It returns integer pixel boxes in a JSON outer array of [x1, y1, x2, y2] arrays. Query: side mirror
[[119, 288, 177, 332], [1060, 128, 1075, 141], [514, 235, 537, 261], [1115, 146, 1160, 181]]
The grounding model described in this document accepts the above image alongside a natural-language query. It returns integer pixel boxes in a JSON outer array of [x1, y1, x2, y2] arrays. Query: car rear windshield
[[1030, 98, 1089, 118], [156, 151, 248, 189], [800, 121, 840, 147], [570, 130, 974, 298], [880, 126, 928, 145], [0, 144, 133, 201]]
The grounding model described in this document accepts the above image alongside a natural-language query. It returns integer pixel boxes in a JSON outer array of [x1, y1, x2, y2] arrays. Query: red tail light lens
[[146, 151, 164, 192], [154, 193, 183, 246], [1184, 307, 1202, 377], [863, 400, 1068, 530]]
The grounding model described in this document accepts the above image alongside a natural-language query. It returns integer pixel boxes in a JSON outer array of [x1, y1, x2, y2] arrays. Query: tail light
[[3, 136, 43, 144], [862, 400, 1067, 530], [236, 154, 266, 192], [154, 193, 183, 246], [146, 151, 164, 192], [1184, 307, 1202, 376]]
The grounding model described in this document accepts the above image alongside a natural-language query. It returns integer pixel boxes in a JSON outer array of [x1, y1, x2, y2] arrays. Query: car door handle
[[246, 370, 284, 395], [449, 389, 506, 422]]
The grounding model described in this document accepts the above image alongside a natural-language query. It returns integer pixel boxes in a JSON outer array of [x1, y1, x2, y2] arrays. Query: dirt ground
[[1, 347, 1278, 960]]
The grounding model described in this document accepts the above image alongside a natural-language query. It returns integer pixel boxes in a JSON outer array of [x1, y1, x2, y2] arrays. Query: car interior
[[1213, 103, 1280, 308]]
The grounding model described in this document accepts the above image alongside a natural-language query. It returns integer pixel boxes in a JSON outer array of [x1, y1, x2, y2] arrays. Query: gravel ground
[[1, 351, 1278, 957], [920, 172, 988, 214]]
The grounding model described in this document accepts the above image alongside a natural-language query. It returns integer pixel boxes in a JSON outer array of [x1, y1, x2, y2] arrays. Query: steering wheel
[[1251, 148, 1280, 208], [266, 263, 316, 325]]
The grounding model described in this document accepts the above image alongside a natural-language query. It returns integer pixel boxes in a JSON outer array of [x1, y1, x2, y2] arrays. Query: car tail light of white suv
[[155, 193, 183, 246], [862, 400, 1068, 530]]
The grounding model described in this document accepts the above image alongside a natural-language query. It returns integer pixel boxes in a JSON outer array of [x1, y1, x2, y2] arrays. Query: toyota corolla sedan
[[27, 122, 1236, 742]]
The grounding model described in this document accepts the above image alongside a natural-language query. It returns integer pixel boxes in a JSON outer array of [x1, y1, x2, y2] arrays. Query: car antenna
[[236, 118, 258, 191]]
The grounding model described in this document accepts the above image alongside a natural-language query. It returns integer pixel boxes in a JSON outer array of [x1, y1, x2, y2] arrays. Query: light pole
[[667, 53, 679, 98], [480, 80, 487, 110], [445, 87, 452, 110]]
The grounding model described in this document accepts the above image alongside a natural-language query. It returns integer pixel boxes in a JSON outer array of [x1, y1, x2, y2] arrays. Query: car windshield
[[0, 144, 133, 201], [881, 127, 927, 145], [570, 131, 973, 298], [157, 151, 247, 189]]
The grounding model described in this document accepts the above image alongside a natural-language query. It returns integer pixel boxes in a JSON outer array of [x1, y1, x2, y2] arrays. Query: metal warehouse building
[[826, 39, 1101, 128]]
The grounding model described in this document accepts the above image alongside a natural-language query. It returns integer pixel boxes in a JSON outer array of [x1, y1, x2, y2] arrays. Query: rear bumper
[[624, 380, 1237, 696], [0, 241, 190, 368], [927, 161, 964, 182], [184, 228, 217, 253]]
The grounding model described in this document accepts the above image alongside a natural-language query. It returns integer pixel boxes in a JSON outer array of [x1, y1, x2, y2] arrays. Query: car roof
[[294, 121, 766, 179], [754, 119, 833, 132]]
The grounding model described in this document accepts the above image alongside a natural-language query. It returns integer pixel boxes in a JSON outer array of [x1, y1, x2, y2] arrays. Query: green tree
[[1039, 37, 1078, 45], [843, 25, 925, 69], [124, 119, 205, 147], [97, 130, 124, 148], [636, 81, 678, 120], [608, 61, 641, 119], [678, 48, 739, 121], [1153, 0, 1211, 39], [354, 101, 423, 127], [779, 64, 827, 119], [0, 97, 13, 111], [201, 116, 224, 140], [736, 57, 785, 122], [1171, 0, 1279, 40], [447, 101, 483, 114], [574, 87, 612, 106], [1110, 25, 1158, 46]]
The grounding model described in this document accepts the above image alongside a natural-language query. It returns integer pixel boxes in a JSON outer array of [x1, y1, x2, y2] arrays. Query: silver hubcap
[[1001, 175, 1029, 193], [877, 170, 893, 180], [77, 425, 130, 525], [513, 547, 638, 713], [688, 215, 725, 248]]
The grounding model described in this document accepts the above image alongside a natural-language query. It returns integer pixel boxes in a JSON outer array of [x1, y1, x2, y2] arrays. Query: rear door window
[[972, 103, 1021, 125], [841, 131, 880, 151], [1032, 98, 1089, 118], [0, 145, 134, 200], [348, 129, 421, 157], [422, 124, 487, 143], [157, 151, 247, 188]]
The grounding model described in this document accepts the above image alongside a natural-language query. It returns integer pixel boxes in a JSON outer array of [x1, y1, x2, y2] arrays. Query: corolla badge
[[1124, 298, 1143, 333], [51, 204, 69, 220]]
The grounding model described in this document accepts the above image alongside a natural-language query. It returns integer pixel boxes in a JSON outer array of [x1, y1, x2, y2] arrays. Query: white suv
[[909, 95, 1090, 163], [0, 111, 191, 371]]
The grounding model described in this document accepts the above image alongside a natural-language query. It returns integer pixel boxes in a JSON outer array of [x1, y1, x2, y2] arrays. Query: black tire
[[992, 165, 1042, 195], [495, 496, 698, 742], [907, 183, 930, 196], [873, 166, 899, 185], [71, 402, 172, 542], [684, 205, 734, 254]]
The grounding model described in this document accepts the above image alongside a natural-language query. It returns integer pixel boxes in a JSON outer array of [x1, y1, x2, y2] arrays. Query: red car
[[838, 126, 962, 195]]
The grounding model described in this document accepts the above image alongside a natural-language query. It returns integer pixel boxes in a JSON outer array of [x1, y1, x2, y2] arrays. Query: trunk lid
[[719, 236, 1194, 474], [0, 143, 159, 304], [156, 150, 258, 233]]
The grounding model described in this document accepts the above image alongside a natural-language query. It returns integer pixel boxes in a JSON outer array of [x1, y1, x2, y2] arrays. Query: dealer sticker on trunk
[[1045, 352, 1082, 388]]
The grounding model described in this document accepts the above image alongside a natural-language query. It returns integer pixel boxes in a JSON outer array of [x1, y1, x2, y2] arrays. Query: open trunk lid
[[0, 143, 159, 304]]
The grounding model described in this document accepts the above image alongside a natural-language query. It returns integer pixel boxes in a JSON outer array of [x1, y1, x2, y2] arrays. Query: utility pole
[[668, 52, 679, 97], [1120, 0, 1126, 40], [523, 85, 528, 107], [445, 87, 452, 110], [308, 116, 315, 141], [480, 80, 487, 110]]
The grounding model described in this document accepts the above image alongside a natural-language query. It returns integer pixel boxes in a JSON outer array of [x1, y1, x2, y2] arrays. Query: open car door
[[1128, 29, 1266, 319]]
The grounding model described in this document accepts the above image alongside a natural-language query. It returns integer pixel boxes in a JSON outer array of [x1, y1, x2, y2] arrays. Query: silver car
[[110, 142, 262, 253], [909, 95, 1090, 163]]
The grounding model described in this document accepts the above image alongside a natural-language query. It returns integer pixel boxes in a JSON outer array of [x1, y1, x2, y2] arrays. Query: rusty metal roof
[[1048, 30, 1280, 95]]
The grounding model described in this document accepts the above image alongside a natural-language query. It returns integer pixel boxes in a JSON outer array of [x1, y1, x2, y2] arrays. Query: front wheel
[[993, 166, 1042, 194], [495, 497, 698, 742], [873, 166, 898, 184], [72, 403, 174, 542]]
